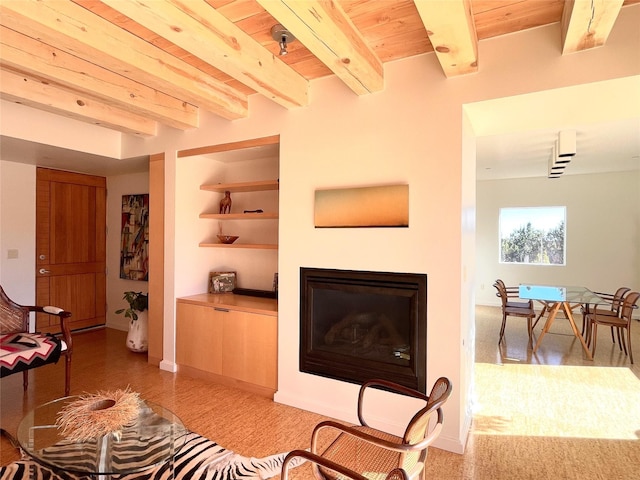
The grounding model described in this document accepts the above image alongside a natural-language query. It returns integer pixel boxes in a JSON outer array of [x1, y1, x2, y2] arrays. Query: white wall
[[476, 171, 640, 306], [0, 161, 36, 309], [0, 100, 122, 159], [106, 172, 150, 331], [1, 5, 639, 456]]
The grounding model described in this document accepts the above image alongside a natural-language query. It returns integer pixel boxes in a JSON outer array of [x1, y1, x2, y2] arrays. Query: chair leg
[[591, 324, 598, 358], [64, 354, 72, 397], [527, 317, 533, 348], [620, 328, 628, 356], [627, 328, 634, 364], [22, 370, 28, 392], [498, 314, 507, 344], [610, 326, 616, 344], [617, 328, 624, 351]]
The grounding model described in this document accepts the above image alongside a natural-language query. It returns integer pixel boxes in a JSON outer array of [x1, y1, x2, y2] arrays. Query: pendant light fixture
[[271, 24, 296, 56]]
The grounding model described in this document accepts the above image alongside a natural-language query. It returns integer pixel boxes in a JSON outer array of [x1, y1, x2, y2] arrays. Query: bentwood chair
[[0, 285, 73, 396], [281, 450, 410, 480], [493, 280, 537, 346], [586, 291, 639, 364], [304, 378, 452, 480], [493, 279, 527, 308], [580, 287, 630, 340]]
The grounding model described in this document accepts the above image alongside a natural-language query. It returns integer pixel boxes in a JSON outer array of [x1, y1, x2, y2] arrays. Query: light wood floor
[[2, 306, 639, 479]]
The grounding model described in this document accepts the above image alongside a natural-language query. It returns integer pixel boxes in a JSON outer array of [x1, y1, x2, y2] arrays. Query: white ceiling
[[476, 117, 640, 181], [0, 134, 148, 177]]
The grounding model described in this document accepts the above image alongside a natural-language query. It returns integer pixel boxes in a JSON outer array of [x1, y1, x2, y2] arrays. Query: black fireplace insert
[[300, 267, 427, 393]]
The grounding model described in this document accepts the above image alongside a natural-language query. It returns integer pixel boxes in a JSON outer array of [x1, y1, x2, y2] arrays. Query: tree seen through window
[[499, 207, 566, 265]]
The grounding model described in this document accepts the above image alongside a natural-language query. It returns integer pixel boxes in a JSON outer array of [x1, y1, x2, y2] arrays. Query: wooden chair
[[493, 280, 537, 346], [281, 450, 410, 480], [0, 285, 72, 396], [586, 291, 639, 364], [581, 287, 630, 341], [304, 378, 452, 480]]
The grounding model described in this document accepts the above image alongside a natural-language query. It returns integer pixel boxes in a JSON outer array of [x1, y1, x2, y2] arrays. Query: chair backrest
[[0, 285, 29, 334], [398, 377, 451, 475], [493, 282, 508, 307], [494, 279, 506, 290], [404, 377, 452, 444], [620, 291, 640, 322], [611, 287, 631, 314]]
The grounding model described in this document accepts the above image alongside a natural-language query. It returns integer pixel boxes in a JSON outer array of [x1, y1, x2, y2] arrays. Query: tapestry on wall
[[120, 194, 149, 281]]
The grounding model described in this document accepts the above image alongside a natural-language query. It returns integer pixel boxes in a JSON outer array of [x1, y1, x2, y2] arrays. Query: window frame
[[498, 206, 567, 266]]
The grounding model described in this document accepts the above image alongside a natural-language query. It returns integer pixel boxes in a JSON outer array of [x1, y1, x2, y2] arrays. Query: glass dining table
[[518, 285, 610, 360]]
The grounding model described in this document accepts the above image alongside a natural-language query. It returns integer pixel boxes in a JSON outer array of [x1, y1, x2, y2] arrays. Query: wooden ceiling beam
[[561, 0, 624, 54], [413, 0, 478, 77], [0, 0, 248, 121], [0, 68, 157, 137], [100, 0, 308, 109], [0, 26, 199, 131], [256, 0, 384, 95]]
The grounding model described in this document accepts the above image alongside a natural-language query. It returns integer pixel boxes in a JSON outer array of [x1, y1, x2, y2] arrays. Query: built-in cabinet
[[175, 136, 279, 396], [176, 293, 277, 398]]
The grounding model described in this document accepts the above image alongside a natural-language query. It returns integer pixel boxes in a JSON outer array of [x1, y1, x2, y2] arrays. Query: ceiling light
[[271, 24, 295, 56], [548, 142, 566, 179], [558, 130, 576, 157]]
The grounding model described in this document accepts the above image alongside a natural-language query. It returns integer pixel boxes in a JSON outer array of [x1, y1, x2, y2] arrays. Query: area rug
[[0, 431, 304, 480]]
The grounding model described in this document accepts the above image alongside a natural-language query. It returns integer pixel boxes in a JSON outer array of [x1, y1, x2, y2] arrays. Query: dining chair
[[580, 287, 630, 343], [586, 291, 639, 364], [493, 281, 537, 346], [303, 377, 452, 480]]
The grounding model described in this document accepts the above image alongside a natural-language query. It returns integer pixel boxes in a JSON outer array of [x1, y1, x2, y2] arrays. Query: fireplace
[[300, 268, 427, 393]]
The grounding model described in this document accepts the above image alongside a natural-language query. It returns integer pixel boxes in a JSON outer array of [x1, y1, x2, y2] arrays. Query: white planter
[[126, 310, 148, 353]]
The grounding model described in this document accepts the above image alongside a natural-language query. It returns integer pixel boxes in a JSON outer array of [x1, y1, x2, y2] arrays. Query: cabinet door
[[176, 302, 223, 374], [222, 311, 277, 389]]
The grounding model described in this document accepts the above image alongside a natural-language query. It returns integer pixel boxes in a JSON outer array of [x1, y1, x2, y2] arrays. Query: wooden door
[[36, 168, 106, 333]]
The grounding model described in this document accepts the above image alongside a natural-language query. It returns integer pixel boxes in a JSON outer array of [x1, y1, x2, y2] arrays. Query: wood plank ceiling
[[0, 0, 636, 137]]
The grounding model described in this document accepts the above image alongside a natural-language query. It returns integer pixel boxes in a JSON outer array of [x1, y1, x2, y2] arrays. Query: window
[[499, 207, 566, 265]]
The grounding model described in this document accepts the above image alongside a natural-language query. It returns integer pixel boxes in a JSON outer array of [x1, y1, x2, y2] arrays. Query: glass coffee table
[[17, 396, 186, 477]]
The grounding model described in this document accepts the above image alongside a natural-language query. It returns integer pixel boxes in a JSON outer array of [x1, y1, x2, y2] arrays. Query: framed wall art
[[314, 184, 409, 228], [208, 272, 237, 293], [120, 194, 149, 281]]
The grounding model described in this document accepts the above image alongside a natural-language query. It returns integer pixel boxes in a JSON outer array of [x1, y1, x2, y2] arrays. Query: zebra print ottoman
[[0, 431, 304, 480]]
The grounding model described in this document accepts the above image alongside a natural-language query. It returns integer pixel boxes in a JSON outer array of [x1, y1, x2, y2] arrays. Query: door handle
[[39, 268, 51, 275]]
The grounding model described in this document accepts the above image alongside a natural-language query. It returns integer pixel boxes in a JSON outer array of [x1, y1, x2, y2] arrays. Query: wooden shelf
[[199, 212, 278, 220], [199, 243, 278, 249], [200, 179, 279, 193]]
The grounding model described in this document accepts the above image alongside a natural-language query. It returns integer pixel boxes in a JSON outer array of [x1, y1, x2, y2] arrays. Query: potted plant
[[115, 291, 148, 353]]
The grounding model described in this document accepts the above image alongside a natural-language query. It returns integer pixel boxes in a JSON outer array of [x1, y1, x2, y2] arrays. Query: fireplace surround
[[300, 267, 427, 393]]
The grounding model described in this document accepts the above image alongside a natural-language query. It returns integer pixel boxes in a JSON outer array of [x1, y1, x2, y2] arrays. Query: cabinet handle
[[214, 307, 230, 312]]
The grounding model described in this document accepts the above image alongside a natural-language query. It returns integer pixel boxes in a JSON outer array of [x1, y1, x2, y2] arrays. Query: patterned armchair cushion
[[0, 332, 62, 378]]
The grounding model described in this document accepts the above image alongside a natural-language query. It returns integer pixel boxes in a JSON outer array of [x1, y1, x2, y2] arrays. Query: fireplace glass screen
[[300, 268, 427, 392]]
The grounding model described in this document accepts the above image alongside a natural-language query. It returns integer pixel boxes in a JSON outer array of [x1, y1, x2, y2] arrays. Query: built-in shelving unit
[[200, 179, 279, 249], [199, 212, 279, 220], [200, 179, 279, 193]]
